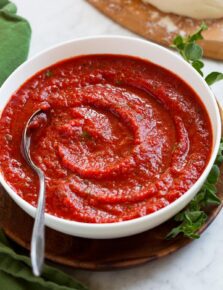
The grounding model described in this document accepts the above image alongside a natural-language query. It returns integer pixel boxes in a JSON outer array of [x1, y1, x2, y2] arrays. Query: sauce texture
[[0, 55, 212, 223]]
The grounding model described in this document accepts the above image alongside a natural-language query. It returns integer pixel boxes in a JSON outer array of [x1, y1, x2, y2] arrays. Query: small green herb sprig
[[45, 69, 53, 77], [81, 130, 93, 140], [167, 139, 223, 239], [172, 23, 223, 85], [167, 24, 223, 240]]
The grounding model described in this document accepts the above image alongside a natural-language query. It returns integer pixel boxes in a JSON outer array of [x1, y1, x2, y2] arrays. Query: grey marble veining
[[12, 1, 223, 289]]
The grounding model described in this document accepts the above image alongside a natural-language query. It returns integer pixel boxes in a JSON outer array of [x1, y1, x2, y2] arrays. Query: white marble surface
[[13, 1, 223, 289]]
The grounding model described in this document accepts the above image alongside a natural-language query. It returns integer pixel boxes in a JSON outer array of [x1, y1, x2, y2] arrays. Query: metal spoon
[[21, 109, 46, 276]]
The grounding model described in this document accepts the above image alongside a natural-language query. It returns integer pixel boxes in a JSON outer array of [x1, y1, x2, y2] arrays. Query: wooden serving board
[[87, 0, 223, 60], [0, 171, 223, 270]]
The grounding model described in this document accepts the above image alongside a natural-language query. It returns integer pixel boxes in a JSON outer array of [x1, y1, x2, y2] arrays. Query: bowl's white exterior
[[0, 36, 221, 239]]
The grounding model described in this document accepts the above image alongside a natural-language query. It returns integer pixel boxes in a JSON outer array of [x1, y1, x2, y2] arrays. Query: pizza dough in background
[[143, 0, 223, 19]]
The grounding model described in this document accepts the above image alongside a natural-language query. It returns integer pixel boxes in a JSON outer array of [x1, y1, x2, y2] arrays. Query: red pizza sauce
[[0, 55, 212, 223]]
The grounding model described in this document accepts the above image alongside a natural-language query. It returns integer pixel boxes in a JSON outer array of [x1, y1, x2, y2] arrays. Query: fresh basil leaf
[[205, 191, 221, 206], [189, 22, 208, 42], [185, 211, 205, 223], [192, 60, 204, 76], [0, 0, 9, 9], [166, 211, 207, 240], [219, 138, 223, 150], [172, 35, 184, 49], [166, 225, 182, 239], [0, 0, 31, 85], [203, 183, 217, 195], [174, 211, 185, 222], [207, 165, 220, 184], [185, 232, 200, 239], [205, 72, 223, 86], [192, 191, 206, 206], [1, 2, 16, 13], [216, 154, 223, 166], [184, 42, 203, 61]]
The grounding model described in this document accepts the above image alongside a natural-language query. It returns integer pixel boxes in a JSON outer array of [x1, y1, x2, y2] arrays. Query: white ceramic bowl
[[0, 36, 221, 239]]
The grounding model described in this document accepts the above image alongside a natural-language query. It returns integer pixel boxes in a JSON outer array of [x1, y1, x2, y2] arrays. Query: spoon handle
[[31, 170, 45, 276]]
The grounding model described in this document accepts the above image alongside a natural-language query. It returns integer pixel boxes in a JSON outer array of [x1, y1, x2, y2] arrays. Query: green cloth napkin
[[0, 230, 88, 290], [0, 1, 88, 289], [0, 0, 31, 85]]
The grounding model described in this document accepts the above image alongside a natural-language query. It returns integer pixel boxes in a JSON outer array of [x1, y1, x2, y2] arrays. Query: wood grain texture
[[87, 0, 223, 60], [0, 174, 222, 270]]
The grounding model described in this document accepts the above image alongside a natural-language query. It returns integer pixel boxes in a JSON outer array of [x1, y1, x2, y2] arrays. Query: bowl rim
[[0, 35, 221, 236]]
